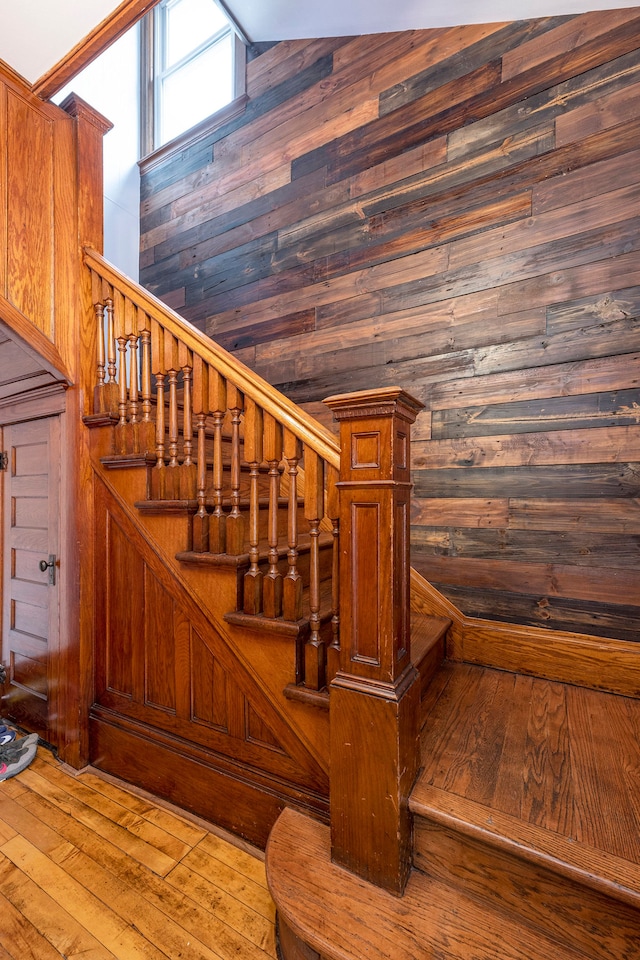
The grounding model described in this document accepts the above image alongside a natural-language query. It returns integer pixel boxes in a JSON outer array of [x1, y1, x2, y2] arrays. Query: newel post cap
[[323, 386, 424, 423]]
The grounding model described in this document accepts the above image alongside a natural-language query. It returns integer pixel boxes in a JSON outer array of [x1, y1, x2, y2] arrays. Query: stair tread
[[177, 530, 333, 567], [267, 807, 589, 960], [412, 660, 640, 908]]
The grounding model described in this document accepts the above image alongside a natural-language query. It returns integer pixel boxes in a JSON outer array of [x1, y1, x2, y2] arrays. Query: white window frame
[[140, 0, 246, 157]]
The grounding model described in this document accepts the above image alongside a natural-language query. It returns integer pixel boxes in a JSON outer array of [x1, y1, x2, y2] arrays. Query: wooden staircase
[[268, 664, 640, 960], [82, 248, 640, 959]]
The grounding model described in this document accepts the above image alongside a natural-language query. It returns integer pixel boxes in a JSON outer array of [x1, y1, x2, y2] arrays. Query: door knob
[[39, 554, 57, 585]]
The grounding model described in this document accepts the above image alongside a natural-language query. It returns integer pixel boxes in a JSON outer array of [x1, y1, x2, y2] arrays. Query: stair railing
[[85, 247, 340, 695], [85, 248, 425, 896]]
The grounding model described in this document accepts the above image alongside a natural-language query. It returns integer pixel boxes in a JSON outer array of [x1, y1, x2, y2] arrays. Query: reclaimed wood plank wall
[[139, 11, 640, 643]]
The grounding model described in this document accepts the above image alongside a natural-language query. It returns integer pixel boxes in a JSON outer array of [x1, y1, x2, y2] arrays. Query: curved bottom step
[[266, 808, 590, 960]]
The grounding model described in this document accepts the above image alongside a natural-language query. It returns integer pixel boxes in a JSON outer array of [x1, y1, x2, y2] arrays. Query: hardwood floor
[[417, 662, 640, 865], [0, 740, 277, 959]]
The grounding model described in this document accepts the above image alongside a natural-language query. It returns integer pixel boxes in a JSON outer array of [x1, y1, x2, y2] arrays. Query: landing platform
[[413, 661, 640, 902], [267, 662, 640, 960]]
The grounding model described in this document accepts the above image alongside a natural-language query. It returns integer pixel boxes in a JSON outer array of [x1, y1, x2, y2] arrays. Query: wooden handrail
[[83, 246, 339, 467], [85, 245, 342, 693]]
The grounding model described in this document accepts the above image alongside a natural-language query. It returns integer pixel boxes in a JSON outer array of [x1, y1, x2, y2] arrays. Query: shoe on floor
[[0, 733, 38, 781]]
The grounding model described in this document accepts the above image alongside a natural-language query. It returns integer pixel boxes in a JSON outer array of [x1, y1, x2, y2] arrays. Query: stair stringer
[[91, 466, 329, 846]]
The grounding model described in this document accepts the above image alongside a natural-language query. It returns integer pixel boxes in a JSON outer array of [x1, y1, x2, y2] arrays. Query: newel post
[[324, 386, 424, 895]]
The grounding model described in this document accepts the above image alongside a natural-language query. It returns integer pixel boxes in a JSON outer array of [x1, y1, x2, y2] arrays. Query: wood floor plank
[[490, 673, 535, 818], [26, 756, 193, 864], [569, 685, 640, 861], [12, 773, 277, 960], [76, 768, 208, 846], [15, 763, 177, 875], [0, 816, 17, 846], [1, 835, 171, 960], [0, 887, 64, 960], [165, 860, 277, 952], [178, 844, 277, 920], [46, 841, 231, 960], [195, 830, 270, 885], [520, 679, 572, 836], [0, 854, 117, 959], [0, 789, 75, 861]]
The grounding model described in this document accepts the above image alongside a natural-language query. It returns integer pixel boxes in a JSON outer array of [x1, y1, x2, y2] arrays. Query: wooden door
[[1, 416, 60, 742]]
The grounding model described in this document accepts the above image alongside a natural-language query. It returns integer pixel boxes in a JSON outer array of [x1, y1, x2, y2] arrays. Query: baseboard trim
[[410, 570, 640, 698]]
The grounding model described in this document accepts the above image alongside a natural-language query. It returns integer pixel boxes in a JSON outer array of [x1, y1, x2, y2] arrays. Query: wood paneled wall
[[139, 12, 640, 642], [0, 66, 77, 353]]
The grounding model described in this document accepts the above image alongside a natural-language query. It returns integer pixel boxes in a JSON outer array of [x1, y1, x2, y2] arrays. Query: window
[[141, 0, 246, 154]]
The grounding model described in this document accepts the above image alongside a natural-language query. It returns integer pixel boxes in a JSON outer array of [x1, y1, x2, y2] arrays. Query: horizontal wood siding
[[140, 12, 640, 642]]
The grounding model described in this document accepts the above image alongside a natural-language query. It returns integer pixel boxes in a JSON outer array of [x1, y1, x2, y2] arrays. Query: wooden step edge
[[101, 452, 152, 468], [135, 499, 198, 515], [177, 531, 333, 566], [224, 609, 310, 638], [283, 684, 330, 710], [409, 782, 640, 913], [410, 613, 450, 698], [84, 412, 118, 428], [266, 807, 589, 960], [176, 550, 250, 569]]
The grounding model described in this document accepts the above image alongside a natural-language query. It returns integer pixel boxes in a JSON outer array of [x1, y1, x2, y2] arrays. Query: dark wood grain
[[139, 16, 640, 642]]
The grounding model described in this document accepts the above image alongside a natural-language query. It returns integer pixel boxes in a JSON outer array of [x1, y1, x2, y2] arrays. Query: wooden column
[[324, 386, 423, 895], [58, 94, 112, 768]]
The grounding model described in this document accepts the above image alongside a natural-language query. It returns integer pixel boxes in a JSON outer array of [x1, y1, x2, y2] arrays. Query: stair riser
[[413, 818, 640, 960]]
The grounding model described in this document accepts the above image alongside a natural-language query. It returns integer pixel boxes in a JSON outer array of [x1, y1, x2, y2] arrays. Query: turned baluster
[[283, 430, 303, 622], [303, 449, 325, 689], [225, 385, 245, 556], [209, 370, 227, 554], [191, 356, 210, 552], [127, 301, 140, 454], [243, 398, 264, 614], [116, 332, 128, 451], [326, 464, 341, 685], [104, 296, 119, 415], [165, 332, 180, 500], [114, 294, 130, 454], [93, 301, 107, 414], [150, 319, 166, 499], [138, 310, 155, 454], [263, 413, 283, 619], [179, 343, 196, 500]]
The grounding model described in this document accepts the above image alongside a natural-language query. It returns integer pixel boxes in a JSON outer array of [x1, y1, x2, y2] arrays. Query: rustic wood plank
[[413, 424, 640, 469], [556, 79, 640, 147], [508, 496, 640, 534], [429, 352, 640, 411], [533, 148, 640, 215], [434, 583, 640, 641], [501, 8, 640, 79], [412, 462, 640, 499], [545, 285, 640, 335], [409, 554, 639, 607], [411, 527, 640, 570], [431, 388, 640, 438]]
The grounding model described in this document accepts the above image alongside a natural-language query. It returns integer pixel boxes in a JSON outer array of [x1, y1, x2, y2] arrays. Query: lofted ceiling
[[0, 0, 639, 89]]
